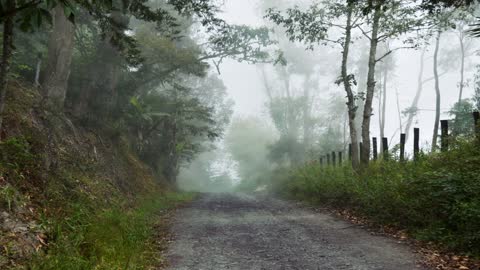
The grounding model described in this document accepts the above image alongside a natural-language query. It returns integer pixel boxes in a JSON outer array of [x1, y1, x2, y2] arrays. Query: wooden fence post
[[372, 137, 378, 160], [474, 111, 479, 139], [441, 120, 449, 152], [338, 151, 343, 166], [327, 154, 331, 166], [414, 128, 420, 161], [332, 151, 336, 166], [382, 137, 388, 159], [400, 133, 406, 162]]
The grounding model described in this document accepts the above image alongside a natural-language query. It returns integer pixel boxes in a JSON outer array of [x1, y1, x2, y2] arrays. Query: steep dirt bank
[[166, 193, 426, 270], [0, 81, 166, 268]]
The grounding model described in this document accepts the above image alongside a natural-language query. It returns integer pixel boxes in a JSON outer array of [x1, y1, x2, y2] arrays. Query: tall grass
[[30, 192, 194, 270], [273, 139, 480, 255]]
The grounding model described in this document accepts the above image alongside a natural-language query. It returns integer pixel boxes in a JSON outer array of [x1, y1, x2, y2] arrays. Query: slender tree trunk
[[42, 5, 75, 110], [432, 31, 442, 151], [280, 67, 299, 165], [260, 66, 273, 101], [361, 4, 382, 165], [458, 32, 465, 102], [341, 2, 360, 170], [0, 0, 16, 138], [396, 88, 403, 134], [405, 49, 426, 142], [379, 67, 387, 152], [303, 74, 312, 157], [168, 90, 179, 186]]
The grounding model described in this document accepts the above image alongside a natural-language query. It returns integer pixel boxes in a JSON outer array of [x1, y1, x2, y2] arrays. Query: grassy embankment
[[0, 81, 192, 269], [272, 139, 480, 256]]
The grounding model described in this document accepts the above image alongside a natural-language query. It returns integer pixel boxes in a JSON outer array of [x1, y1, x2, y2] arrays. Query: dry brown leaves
[[327, 207, 480, 270]]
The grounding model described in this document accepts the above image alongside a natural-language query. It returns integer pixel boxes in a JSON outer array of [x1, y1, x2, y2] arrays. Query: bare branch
[[356, 25, 372, 41], [376, 46, 416, 63]]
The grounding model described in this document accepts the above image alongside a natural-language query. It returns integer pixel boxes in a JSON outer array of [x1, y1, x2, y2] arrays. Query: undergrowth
[[30, 192, 194, 270], [273, 139, 480, 256]]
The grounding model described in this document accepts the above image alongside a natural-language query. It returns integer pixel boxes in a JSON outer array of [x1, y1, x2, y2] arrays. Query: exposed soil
[[165, 193, 427, 270]]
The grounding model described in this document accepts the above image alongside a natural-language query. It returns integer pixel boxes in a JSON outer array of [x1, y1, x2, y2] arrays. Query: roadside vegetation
[[271, 138, 480, 256], [30, 193, 193, 270]]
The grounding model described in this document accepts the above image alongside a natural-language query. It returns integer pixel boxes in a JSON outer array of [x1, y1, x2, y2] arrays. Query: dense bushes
[[273, 139, 480, 255]]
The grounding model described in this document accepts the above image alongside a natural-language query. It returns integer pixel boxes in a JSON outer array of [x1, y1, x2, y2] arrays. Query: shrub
[[274, 139, 480, 255]]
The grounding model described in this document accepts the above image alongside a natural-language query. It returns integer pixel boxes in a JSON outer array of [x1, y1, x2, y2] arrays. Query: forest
[[1, 0, 480, 269]]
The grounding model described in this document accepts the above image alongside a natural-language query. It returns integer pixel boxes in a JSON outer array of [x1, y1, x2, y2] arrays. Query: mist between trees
[[1, 0, 480, 199], [179, 0, 480, 193], [1, 0, 480, 266]]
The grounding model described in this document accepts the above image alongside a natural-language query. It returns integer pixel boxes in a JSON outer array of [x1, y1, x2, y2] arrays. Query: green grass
[[30, 192, 194, 270], [273, 139, 480, 256]]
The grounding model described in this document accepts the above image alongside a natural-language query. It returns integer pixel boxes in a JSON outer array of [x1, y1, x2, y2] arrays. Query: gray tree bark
[[432, 31, 442, 151], [302, 74, 314, 157], [361, 3, 382, 165], [458, 28, 465, 103], [42, 5, 75, 110], [405, 49, 426, 142], [341, 2, 360, 170]]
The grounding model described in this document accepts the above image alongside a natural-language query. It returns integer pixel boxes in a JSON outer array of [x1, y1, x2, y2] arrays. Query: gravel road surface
[[165, 193, 425, 270]]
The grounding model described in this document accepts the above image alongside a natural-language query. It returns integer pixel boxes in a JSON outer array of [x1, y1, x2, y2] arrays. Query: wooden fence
[[319, 111, 480, 166]]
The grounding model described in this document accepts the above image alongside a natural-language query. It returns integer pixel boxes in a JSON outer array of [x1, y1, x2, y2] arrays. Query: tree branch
[[375, 46, 416, 63], [356, 25, 372, 41]]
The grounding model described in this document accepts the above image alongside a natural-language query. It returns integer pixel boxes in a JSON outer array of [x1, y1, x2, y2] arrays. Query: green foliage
[[449, 99, 475, 136], [0, 136, 39, 185], [0, 184, 24, 211], [474, 65, 480, 111], [274, 139, 480, 255], [30, 192, 194, 270]]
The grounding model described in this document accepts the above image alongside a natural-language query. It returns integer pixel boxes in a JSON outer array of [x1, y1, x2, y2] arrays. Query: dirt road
[[165, 193, 425, 270]]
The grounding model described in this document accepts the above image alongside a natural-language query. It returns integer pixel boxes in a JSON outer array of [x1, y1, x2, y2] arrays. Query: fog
[[178, 0, 480, 192]]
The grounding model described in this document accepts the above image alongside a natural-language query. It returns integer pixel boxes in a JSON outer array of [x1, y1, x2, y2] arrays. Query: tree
[[266, 0, 424, 167], [449, 8, 476, 105], [475, 65, 480, 111], [428, 7, 458, 150], [225, 117, 276, 189], [449, 99, 475, 136], [0, 0, 77, 136], [41, 4, 75, 109], [266, 0, 364, 169], [432, 30, 442, 151], [404, 49, 432, 142], [42, 0, 225, 111], [358, 0, 424, 165]]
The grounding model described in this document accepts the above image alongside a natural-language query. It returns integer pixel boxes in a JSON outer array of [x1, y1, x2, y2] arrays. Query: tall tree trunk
[[396, 88, 403, 134], [405, 49, 426, 142], [361, 3, 381, 165], [42, 5, 75, 110], [432, 31, 442, 151], [379, 67, 387, 153], [280, 67, 299, 165], [458, 31, 465, 103], [341, 2, 360, 170], [0, 0, 16, 138], [302, 74, 312, 157]]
